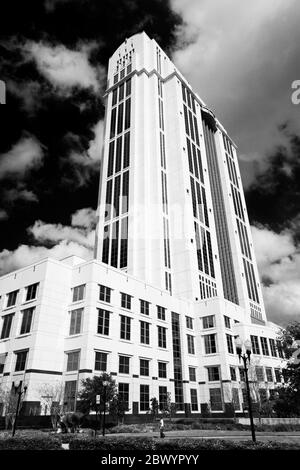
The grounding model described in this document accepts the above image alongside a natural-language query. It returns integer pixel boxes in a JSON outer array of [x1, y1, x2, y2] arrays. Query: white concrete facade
[[0, 32, 285, 417]]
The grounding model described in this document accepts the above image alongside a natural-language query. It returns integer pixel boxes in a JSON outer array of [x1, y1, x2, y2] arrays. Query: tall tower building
[[95, 31, 266, 327], [0, 32, 284, 419]]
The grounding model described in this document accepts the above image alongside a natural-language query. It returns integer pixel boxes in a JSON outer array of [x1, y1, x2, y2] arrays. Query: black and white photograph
[[0, 0, 300, 460]]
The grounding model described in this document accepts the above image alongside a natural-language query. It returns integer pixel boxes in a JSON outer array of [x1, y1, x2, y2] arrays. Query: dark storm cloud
[[246, 123, 300, 239], [0, 0, 183, 251]]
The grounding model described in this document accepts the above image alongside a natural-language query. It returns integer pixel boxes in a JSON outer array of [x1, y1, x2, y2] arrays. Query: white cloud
[[251, 224, 300, 325], [87, 120, 104, 161], [171, 0, 300, 186], [0, 207, 97, 276], [27, 42, 103, 92], [71, 207, 97, 230], [0, 137, 43, 180], [0, 242, 92, 276]]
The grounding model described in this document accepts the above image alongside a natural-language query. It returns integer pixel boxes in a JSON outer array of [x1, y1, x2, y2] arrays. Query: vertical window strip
[[113, 175, 121, 218], [195, 182, 204, 224], [120, 217, 128, 268], [117, 102, 124, 134], [105, 179, 113, 221], [121, 171, 129, 214], [123, 132, 130, 168], [183, 105, 190, 136], [107, 140, 115, 177], [194, 222, 203, 271], [124, 98, 131, 130], [191, 143, 199, 179], [206, 231, 215, 278], [115, 136, 122, 173], [187, 139, 194, 174], [201, 227, 209, 275], [110, 220, 119, 268], [102, 225, 111, 264], [190, 177, 198, 218], [201, 187, 209, 227], [196, 149, 204, 183], [110, 108, 116, 139]]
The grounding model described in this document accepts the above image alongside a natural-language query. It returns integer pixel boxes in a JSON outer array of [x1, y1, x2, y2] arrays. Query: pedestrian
[[159, 417, 165, 438]]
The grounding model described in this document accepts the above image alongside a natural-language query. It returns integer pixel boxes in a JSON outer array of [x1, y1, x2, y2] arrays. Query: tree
[[38, 382, 64, 430], [77, 373, 117, 414], [109, 394, 129, 424], [273, 321, 300, 417], [0, 385, 24, 430], [149, 397, 159, 422]]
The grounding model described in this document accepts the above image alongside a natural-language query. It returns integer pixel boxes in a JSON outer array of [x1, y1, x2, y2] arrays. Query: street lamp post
[[102, 380, 109, 437], [12, 381, 27, 437], [235, 337, 256, 443]]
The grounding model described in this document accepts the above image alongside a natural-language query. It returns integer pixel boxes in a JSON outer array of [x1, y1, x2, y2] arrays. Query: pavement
[[104, 430, 300, 443]]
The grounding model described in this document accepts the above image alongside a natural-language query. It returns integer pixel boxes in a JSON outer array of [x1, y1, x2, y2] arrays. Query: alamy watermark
[[291, 80, 300, 105], [0, 80, 6, 104]]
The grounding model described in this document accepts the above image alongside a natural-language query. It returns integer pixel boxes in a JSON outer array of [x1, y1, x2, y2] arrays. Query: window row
[[2, 283, 39, 309], [1, 307, 35, 340], [250, 335, 284, 358]]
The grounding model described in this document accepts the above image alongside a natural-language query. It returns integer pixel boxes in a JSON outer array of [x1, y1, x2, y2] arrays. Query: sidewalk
[[104, 429, 300, 442]]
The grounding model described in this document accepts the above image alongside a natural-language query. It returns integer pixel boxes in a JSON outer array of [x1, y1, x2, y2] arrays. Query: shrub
[[70, 437, 156, 451], [0, 437, 62, 450]]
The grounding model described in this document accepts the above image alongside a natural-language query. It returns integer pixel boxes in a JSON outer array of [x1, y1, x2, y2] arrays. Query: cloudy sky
[[0, 0, 299, 326]]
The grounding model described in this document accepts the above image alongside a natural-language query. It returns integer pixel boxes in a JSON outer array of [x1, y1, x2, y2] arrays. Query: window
[[140, 321, 150, 345], [1, 314, 14, 339], [140, 385, 149, 412], [226, 334, 234, 354], [186, 316, 193, 329], [269, 338, 277, 357], [158, 326, 167, 348], [118, 383, 129, 409], [140, 359, 150, 376], [6, 290, 18, 308], [250, 335, 260, 355], [230, 366, 237, 381], [190, 389, 198, 411], [119, 355, 130, 374], [224, 315, 231, 329], [242, 389, 248, 408], [69, 308, 83, 335], [15, 350, 28, 372], [202, 315, 215, 329], [121, 293, 131, 310], [72, 285, 85, 302], [158, 362, 167, 378], [260, 337, 270, 356], [97, 309, 110, 336], [99, 285, 111, 303], [209, 388, 223, 411], [159, 386, 168, 411], [204, 334, 217, 354], [66, 351, 80, 371], [95, 352, 107, 372], [274, 368, 281, 383], [189, 367, 196, 382], [276, 340, 284, 358], [0, 354, 6, 374], [120, 315, 131, 340], [64, 381, 76, 411], [140, 300, 150, 316], [25, 283, 38, 302], [20, 308, 34, 335], [157, 306, 166, 321], [266, 367, 273, 382], [187, 335, 195, 354], [207, 366, 220, 381], [232, 388, 240, 410], [255, 366, 264, 382]]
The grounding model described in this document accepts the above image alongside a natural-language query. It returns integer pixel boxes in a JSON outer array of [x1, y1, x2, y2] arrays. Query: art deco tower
[[95, 31, 266, 327]]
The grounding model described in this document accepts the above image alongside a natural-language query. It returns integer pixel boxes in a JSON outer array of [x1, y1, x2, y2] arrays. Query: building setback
[[0, 32, 284, 417]]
